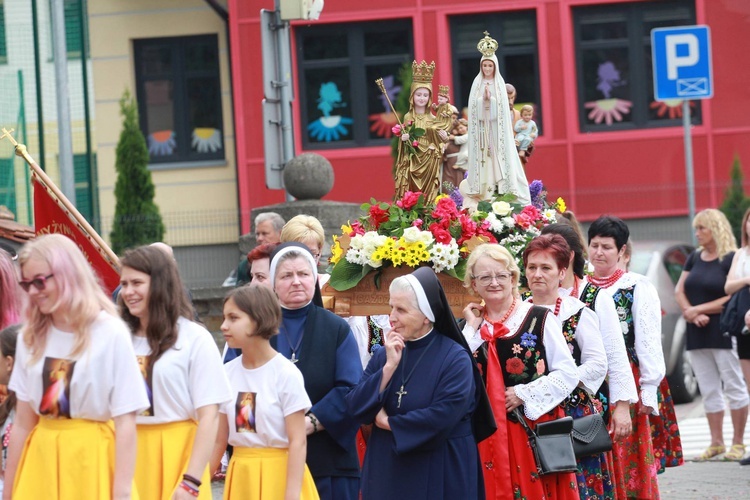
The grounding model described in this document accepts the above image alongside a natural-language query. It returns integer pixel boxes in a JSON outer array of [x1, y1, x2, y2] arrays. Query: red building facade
[[229, 0, 750, 233]]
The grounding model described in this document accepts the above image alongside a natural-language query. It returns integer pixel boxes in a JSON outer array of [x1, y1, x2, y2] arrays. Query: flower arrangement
[[327, 185, 565, 291], [391, 120, 424, 159]]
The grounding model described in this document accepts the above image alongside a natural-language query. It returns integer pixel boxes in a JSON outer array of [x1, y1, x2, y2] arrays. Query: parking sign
[[652, 25, 713, 101]]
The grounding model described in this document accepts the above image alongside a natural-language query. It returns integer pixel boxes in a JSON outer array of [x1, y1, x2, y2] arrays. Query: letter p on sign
[[666, 34, 699, 80]]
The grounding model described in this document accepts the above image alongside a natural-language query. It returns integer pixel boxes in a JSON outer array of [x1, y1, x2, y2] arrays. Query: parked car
[[629, 241, 698, 404]]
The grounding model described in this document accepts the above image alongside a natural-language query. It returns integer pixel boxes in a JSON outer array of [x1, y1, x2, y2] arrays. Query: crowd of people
[[8, 202, 748, 499]]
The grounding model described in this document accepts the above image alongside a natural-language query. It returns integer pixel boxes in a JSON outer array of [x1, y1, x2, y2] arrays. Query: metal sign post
[[652, 25, 713, 243]]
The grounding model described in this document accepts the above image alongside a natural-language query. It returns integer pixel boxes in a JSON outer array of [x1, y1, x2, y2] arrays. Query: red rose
[[349, 220, 365, 236], [429, 222, 453, 244], [368, 205, 390, 229], [505, 357, 525, 375], [396, 191, 421, 210], [431, 197, 459, 220]]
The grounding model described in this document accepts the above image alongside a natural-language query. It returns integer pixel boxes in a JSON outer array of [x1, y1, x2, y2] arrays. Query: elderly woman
[[587, 216, 683, 499], [675, 209, 748, 461], [269, 242, 362, 500], [541, 222, 638, 439], [346, 267, 493, 499], [523, 234, 612, 499], [462, 243, 579, 500]]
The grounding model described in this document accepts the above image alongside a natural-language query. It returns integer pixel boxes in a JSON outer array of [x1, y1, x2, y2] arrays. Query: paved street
[[211, 395, 750, 498]]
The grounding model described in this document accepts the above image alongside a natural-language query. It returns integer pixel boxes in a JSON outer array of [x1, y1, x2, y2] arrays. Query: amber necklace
[[588, 268, 624, 289]]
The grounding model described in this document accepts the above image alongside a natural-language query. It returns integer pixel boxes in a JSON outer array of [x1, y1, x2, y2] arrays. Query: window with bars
[[573, 0, 698, 132], [134, 35, 224, 165], [450, 10, 541, 132], [296, 20, 413, 149]]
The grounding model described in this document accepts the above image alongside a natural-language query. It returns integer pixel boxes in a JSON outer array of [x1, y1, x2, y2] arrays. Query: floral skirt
[[649, 377, 684, 472], [611, 363, 660, 500], [563, 389, 615, 500], [506, 407, 580, 500]]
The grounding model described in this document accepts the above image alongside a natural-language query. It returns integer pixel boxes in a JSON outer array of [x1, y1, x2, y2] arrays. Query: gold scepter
[[375, 78, 402, 126]]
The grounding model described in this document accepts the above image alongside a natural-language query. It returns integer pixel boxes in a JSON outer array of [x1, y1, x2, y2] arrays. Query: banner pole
[[0, 128, 120, 268]]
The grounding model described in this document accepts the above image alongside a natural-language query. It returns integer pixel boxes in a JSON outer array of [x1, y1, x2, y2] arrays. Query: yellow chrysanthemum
[[405, 255, 419, 267], [418, 250, 431, 262], [435, 193, 448, 202], [556, 197, 567, 213], [330, 235, 343, 264], [341, 222, 353, 235]]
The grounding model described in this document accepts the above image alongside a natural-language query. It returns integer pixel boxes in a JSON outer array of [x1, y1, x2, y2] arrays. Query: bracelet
[[178, 481, 199, 497], [307, 412, 318, 433], [182, 473, 202, 487]]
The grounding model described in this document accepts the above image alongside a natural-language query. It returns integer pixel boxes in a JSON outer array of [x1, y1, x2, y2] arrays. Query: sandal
[[724, 444, 746, 461], [695, 444, 726, 461]]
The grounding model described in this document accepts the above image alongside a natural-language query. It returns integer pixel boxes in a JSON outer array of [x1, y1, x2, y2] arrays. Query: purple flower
[[450, 187, 464, 208], [529, 180, 544, 201]]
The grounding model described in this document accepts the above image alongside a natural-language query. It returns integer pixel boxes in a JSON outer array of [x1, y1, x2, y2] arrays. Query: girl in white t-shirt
[[211, 285, 319, 499], [119, 245, 232, 500], [5, 234, 149, 500]]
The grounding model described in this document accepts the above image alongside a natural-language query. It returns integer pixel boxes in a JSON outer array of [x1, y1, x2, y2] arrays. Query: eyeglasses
[[472, 272, 512, 286], [19, 274, 55, 292]]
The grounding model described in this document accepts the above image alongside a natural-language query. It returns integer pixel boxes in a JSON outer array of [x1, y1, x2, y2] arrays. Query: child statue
[[442, 118, 469, 192], [514, 105, 538, 159]]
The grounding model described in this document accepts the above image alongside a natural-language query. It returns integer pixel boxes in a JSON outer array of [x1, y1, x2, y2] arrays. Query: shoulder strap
[[512, 407, 536, 438]]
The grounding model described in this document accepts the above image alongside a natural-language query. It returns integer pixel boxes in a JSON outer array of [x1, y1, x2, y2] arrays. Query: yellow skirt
[[13, 417, 139, 499], [135, 420, 211, 500], [224, 447, 319, 500]]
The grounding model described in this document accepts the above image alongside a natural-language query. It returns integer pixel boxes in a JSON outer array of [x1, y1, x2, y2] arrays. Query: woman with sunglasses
[[119, 245, 232, 500], [4, 234, 149, 499], [462, 243, 579, 500]]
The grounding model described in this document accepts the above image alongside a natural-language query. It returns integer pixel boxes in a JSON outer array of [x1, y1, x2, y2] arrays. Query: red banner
[[33, 178, 121, 294]]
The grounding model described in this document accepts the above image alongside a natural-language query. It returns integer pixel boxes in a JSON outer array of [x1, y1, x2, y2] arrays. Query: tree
[[110, 89, 165, 254], [719, 156, 750, 245]]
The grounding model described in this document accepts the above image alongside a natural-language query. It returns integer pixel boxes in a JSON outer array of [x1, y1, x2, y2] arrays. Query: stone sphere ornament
[[283, 153, 334, 200]]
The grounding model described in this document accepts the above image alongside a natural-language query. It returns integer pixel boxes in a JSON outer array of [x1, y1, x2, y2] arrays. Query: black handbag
[[720, 286, 750, 337], [512, 408, 578, 475], [571, 413, 613, 458]]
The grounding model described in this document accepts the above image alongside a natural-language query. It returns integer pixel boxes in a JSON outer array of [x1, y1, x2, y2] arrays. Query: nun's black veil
[[410, 267, 497, 442]]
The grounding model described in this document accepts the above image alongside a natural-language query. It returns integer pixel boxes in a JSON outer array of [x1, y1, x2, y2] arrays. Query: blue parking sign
[[652, 25, 713, 101]]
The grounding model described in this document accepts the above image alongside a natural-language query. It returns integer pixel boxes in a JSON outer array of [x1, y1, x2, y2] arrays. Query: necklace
[[528, 296, 563, 316], [588, 268, 624, 289], [571, 276, 580, 299], [486, 296, 517, 325], [396, 335, 438, 409], [280, 325, 304, 364]]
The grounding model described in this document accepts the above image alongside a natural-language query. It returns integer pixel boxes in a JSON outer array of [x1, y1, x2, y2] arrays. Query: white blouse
[[584, 273, 665, 414], [532, 296, 608, 396], [462, 300, 579, 420]]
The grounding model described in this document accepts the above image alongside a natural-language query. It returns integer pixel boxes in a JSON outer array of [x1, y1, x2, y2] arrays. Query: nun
[[269, 242, 363, 500], [346, 267, 495, 500]]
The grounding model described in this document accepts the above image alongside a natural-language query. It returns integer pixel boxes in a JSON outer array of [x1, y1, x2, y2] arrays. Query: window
[[574, 1, 698, 132], [74, 153, 97, 226], [64, 0, 88, 60], [296, 20, 413, 149], [0, 157, 15, 214], [0, 1, 6, 64], [450, 11, 541, 131], [134, 35, 224, 165]]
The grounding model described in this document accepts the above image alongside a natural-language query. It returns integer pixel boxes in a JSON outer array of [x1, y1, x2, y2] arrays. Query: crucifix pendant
[[290, 352, 298, 364], [396, 385, 407, 408]]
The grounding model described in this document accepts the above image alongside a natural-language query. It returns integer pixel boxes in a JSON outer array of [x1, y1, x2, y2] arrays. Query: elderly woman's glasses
[[19, 274, 55, 292], [472, 272, 512, 286]]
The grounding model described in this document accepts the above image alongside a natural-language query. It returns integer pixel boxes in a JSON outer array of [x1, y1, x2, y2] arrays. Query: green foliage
[[719, 156, 750, 245], [391, 62, 413, 165], [110, 89, 165, 254]]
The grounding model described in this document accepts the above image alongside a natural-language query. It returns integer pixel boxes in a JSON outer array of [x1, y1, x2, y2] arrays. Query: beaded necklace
[[588, 268, 625, 289], [485, 296, 518, 325], [528, 296, 563, 316]]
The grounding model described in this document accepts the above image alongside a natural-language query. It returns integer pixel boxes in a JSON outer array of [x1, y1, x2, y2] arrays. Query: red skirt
[[649, 377, 684, 472], [610, 364, 660, 500]]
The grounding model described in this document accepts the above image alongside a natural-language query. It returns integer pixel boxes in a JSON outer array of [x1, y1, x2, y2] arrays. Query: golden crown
[[477, 31, 498, 58], [412, 60, 436, 85], [438, 85, 450, 97]]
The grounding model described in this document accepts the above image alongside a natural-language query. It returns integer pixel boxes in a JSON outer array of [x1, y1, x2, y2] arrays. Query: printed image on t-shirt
[[136, 355, 154, 416], [39, 357, 76, 419], [235, 392, 256, 433]]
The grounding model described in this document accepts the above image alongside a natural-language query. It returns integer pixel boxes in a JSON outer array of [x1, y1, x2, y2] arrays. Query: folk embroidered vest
[[612, 284, 638, 364], [494, 306, 550, 387]]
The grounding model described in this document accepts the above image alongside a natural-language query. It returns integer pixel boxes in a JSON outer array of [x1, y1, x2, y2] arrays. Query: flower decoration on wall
[[327, 188, 563, 291], [191, 128, 223, 153], [147, 130, 176, 156]]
